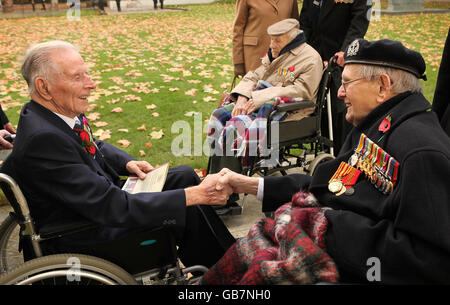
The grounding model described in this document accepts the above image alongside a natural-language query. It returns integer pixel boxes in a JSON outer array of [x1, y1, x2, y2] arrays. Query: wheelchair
[[0, 173, 207, 285], [208, 57, 339, 216]]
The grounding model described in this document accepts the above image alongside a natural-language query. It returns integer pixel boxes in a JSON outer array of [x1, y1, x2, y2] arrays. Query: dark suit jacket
[[1, 101, 188, 251], [300, 0, 370, 61], [262, 92, 450, 284]]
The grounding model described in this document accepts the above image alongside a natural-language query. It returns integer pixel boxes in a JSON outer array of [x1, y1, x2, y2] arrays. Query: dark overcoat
[[263, 92, 450, 283]]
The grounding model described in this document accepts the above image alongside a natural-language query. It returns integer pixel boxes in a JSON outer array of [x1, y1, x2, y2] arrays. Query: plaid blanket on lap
[[201, 191, 339, 285], [206, 81, 302, 162]]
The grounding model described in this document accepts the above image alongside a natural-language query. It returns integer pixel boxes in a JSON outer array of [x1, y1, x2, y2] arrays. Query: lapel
[[319, 0, 336, 23], [264, 0, 278, 12], [28, 100, 83, 146]]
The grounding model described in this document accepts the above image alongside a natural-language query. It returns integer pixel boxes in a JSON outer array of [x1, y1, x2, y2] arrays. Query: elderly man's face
[[338, 65, 380, 126], [47, 49, 96, 118], [269, 33, 291, 58]]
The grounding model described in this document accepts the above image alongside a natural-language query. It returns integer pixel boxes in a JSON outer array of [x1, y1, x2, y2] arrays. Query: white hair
[[355, 64, 423, 94], [287, 28, 301, 39], [21, 40, 78, 95]]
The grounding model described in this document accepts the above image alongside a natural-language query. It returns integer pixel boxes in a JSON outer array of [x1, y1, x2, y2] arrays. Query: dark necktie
[[73, 115, 97, 156]]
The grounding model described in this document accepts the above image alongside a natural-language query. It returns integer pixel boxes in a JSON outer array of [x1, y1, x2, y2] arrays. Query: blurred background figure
[[299, 0, 371, 154], [232, 0, 299, 78], [432, 28, 450, 137], [154, 0, 163, 9], [0, 104, 15, 135]]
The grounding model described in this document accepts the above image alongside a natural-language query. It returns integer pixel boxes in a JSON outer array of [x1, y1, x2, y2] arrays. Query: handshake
[[184, 168, 259, 207]]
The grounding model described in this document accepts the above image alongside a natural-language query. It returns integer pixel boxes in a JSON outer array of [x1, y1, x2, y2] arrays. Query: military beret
[[267, 18, 299, 36], [344, 39, 427, 80]]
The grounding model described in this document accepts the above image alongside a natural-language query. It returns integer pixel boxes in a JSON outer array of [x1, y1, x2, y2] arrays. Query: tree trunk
[[2, 0, 14, 13]]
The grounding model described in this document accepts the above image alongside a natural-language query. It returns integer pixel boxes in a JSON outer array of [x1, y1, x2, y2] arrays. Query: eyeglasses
[[340, 77, 366, 93]]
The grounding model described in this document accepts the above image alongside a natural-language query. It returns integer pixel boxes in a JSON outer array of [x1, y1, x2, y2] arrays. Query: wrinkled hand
[[216, 168, 259, 195], [231, 95, 249, 117], [244, 99, 256, 115], [3, 123, 15, 134], [126, 160, 154, 180], [335, 51, 345, 67], [0, 129, 13, 150], [234, 63, 245, 77], [185, 174, 233, 206]]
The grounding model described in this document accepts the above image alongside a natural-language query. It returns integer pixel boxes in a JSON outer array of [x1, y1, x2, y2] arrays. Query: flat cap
[[344, 39, 427, 80], [267, 18, 299, 36]]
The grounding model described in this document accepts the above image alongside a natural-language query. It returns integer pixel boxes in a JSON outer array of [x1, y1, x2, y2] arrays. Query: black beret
[[344, 39, 427, 80]]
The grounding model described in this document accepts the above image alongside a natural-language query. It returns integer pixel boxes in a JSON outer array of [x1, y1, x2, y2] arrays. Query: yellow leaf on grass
[[86, 112, 101, 121], [111, 107, 123, 113], [146, 104, 157, 110], [184, 88, 197, 96], [150, 130, 164, 139], [139, 150, 146, 157], [117, 139, 131, 147], [93, 121, 108, 127], [118, 128, 129, 133], [137, 124, 147, 131]]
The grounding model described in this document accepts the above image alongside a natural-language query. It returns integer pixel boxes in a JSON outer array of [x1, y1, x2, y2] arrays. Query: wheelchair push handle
[[3, 134, 15, 143]]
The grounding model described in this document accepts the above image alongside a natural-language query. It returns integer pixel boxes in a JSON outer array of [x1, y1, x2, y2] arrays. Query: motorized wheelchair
[[208, 57, 339, 216], [0, 173, 208, 285]]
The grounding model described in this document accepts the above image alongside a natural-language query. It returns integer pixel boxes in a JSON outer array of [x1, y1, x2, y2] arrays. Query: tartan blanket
[[201, 191, 339, 285], [206, 81, 302, 163]]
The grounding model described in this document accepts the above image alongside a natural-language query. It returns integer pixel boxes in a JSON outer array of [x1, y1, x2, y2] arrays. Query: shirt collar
[[53, 112, 78, 129]]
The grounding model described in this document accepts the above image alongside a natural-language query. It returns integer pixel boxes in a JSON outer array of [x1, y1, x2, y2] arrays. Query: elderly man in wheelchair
[[0, 40, 237, 285], [207, 19, 324, 215]]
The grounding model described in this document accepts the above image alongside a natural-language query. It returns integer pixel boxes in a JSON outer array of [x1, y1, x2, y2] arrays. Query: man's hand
[[231, 95, 249, 117], [234, 63, 245, 77], [0, 129, 13, 150], [185, 174, 233, 206], [335, 51, 345, 67], [126, 160, 154, 180], [216, 168, 259, 195], [3, 123, 16, 134], [244, 99, 256, 115]]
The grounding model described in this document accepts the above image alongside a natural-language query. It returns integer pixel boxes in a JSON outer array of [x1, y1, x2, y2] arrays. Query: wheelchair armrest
[[275, 100, 316, 112], [39, 219, 99, 240]]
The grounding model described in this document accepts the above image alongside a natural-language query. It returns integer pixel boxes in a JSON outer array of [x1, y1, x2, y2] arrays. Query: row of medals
[[349, 151, 395, 195], [328, 134, 397, 196], [328, 161, 360, 196]]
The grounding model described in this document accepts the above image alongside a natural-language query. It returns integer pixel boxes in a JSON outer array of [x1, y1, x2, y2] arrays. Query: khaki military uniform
[[232, 42, 323, 120]]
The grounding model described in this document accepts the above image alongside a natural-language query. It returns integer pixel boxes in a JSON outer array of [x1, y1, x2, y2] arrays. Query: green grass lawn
[[0, 1, 449, 175]]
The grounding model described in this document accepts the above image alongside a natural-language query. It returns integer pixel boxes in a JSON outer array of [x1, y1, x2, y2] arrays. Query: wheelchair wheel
[[307, 153, 335, 176], [0, 214, 23, 273], [0, 253, 138, 285]]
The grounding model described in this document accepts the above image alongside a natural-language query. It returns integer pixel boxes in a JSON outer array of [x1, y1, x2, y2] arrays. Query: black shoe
[[213, 194, 242, 216]]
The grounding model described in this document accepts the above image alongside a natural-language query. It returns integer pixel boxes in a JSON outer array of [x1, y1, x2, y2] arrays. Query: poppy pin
[[378, 115, 392, 133]]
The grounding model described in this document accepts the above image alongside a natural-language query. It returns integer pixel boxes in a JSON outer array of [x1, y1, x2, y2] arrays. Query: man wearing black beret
[[204, 39, 450, 284]]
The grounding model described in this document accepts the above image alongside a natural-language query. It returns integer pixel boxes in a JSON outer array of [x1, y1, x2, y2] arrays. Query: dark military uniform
[[299, 0, 371, 154], [299, 0, 371, 61], [432, 28, 450, 137], [262, 91, 450, 283]]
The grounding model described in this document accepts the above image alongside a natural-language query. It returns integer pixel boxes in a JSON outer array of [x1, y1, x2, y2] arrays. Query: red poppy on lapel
[[378, 115, 392, 133], [288, 66, 295, 72]]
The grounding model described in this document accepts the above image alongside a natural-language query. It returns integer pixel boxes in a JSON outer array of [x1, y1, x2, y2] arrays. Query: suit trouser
[[163, 165, 236, 268], [33, 166, 235, 268]]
